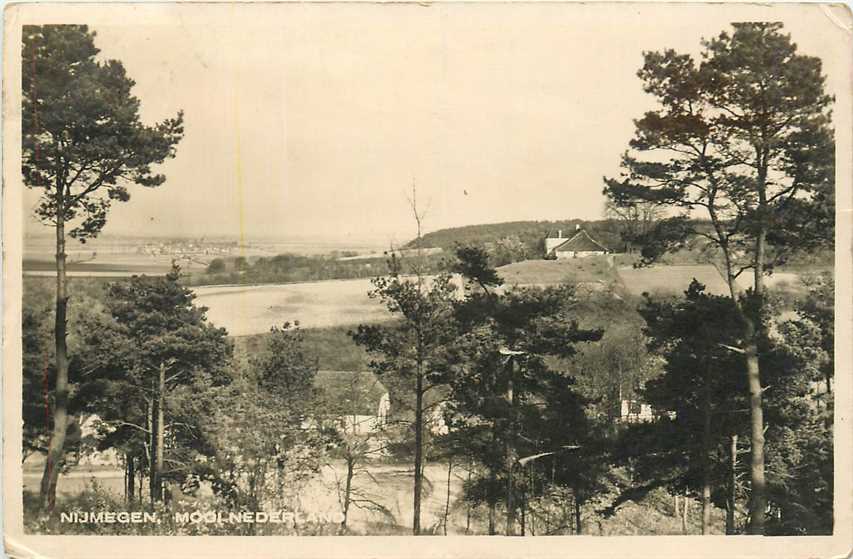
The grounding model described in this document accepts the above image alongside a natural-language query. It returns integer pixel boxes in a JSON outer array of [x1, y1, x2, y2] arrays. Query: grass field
[[197, 261, 814, 338], [194, 278, 391, 336], [617, 264, 733, 297], [24, 254, 209, 276], [497, 257, 618, 287]]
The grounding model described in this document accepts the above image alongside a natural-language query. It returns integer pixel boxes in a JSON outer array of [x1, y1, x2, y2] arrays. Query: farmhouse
[[313, 370, 390, 435], [545, 227, 609, 259]]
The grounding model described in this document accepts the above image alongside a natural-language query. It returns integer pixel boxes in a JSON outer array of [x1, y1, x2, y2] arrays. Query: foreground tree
[[204, 325, 324, 534], [22, 24, 184, 511], [351, 270, 458, 534], [603, 23, 834, 533], [316, 371, 393, 530], [447, 246, 602, 535], [22, 280, 105, 465], [80, 267, 231, 503], [632, 282, 748, 534], [762, 273, 834, 534]]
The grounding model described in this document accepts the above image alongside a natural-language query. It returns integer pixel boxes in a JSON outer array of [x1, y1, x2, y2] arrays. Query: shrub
[[206, 258, 226, 274]]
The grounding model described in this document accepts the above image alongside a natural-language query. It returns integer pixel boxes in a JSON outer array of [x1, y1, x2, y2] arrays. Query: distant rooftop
[[551, 229, 609, 253]]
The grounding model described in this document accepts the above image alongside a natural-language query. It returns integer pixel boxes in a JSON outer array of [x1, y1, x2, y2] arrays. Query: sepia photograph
[[2, 2, 852, 557]]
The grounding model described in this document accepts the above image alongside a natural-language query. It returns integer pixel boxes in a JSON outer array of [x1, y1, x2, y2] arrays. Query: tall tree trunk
[[744, 159, 769, 535], [723, 257, 767, 535], [570, 493, 576, 534], [126, 454, 136, 504], [716, 164, 768, 536], [465, 463, 472, 535], [342, 456, 354, 528], [505, 357, 516, 536], [412, 374, 424, 535], [488, 499, 496, 535], [745, 338, 767, 533], [443, 459, 452, 535], [682, 495, 688, 534], [726, 433, 738, 535], [124, 455, 128, 501], [574, 488, 582, 535], [150, 363, 165, 503], [39, 205, 69, 513], [149, 399, 158, 502], [148, 395, 156, 502], [702, 363, 712, 535], [156, 363, 165, 501]]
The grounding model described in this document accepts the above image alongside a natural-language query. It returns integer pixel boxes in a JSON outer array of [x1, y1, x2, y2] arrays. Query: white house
[[616, 399, 656, 424], [545, 226, 609, 259], [313, 371, 390, 436]]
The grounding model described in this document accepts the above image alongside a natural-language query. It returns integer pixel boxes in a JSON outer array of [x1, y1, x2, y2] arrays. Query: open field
[[194, 278, 392, 336], [193, 260, 816, 337], [618, 265, 820, 297], [195, 275, 464, 336], [497, 256, 618, 287], [617, 264, 733, 297], [23, 254, 209, 276]]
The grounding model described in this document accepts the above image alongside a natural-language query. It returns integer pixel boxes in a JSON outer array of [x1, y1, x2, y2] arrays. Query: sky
[[20, 3, 852, 246]]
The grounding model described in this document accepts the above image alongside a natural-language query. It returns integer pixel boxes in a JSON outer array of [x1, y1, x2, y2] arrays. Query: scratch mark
[[820, 4, 853, 34]]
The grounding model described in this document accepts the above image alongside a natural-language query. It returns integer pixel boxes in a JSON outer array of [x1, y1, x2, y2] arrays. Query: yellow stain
[[233, 60, 246, 252]]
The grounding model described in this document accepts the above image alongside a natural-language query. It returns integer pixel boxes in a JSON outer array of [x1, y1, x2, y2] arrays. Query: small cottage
[[313, 370, 390, 435], [545, 226, 609, 259]]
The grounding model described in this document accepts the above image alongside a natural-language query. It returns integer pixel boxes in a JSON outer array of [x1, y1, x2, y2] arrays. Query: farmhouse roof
[[551, 229, 608, 253], [314, 370, 388, 416]]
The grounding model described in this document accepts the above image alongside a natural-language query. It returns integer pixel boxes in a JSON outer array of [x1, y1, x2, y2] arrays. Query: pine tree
[[22, 25, 184, 511], [603, 23, 834, 532]]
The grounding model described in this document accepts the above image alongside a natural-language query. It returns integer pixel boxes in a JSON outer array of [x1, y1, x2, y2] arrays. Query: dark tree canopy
[[22, 24, 184, 240], [603, 22, 835, 534], [604, 22, 834, 274]]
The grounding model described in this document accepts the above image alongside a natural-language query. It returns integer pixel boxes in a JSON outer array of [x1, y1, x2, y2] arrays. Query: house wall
[[545, 238, 565, 253], [617, 399, 656, 423], [555, 250, 605, 259]]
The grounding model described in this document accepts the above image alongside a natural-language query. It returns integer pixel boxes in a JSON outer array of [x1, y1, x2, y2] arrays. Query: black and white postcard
[[2, 3, 851, 558]]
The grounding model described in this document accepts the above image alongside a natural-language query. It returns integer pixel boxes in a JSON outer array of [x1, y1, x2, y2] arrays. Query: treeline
[[404, 219, 833, 271], [189, 252, 449, 287], [406, 219, 626, 257], [189, 223, 833, 290]]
